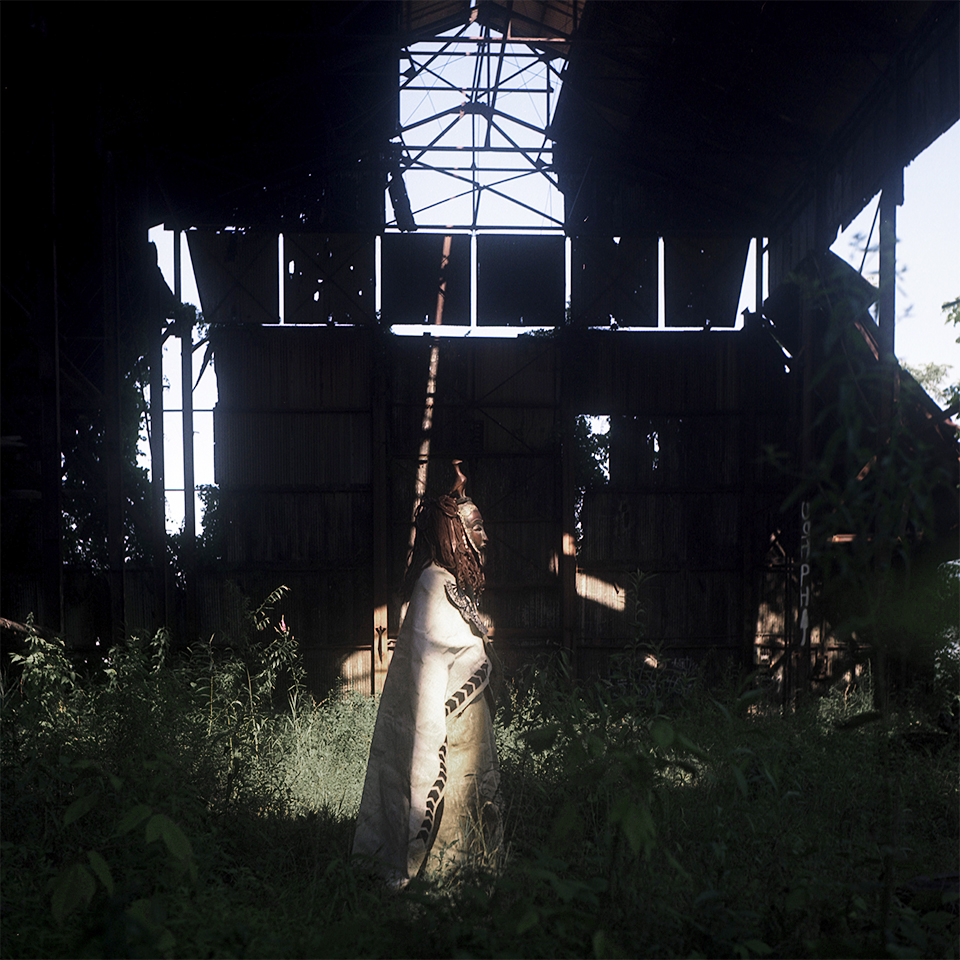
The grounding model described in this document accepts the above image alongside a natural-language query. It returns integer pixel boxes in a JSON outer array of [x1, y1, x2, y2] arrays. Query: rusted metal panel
[[187, 230, 279, 325], [387, 456, 560, 529], [483, 583, 561, 635], [658, 570, 742, 647], [467, 457, 560, 522], [474, 407, 558, 455], [387, 336, 558, 408], [284, 234, 376, 325], [576, 569, 630, 641], [500, 0, 585, 47], [769, 198, 816, 295], [389, 404, 484, 460], [484, 519, 560, 584], [770, 5, 958, 287], [575, 565, 743, 650]]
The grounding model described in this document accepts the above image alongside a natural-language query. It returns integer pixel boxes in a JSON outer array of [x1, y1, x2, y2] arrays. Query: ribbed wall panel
[[206, 324, 807, 693], [212, 326, 371, 410], [225, 491, 372, 565], [215, 411, 371, 487]]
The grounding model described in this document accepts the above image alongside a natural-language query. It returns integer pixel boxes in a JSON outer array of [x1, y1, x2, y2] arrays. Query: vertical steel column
[[371, 331, 390, 695], [740, 238, 764, 673], [874, 168, 902, 715], [148, 241, 168, 627], [878, 173, 902, 365], [177, 232, 197, 634], [103, 151, 125, 641], [39, 110, 63, 634], [559, 334, 578, 669], [792, 264, 818, 707]]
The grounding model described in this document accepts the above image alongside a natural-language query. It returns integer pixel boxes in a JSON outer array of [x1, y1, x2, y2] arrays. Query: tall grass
[[2, 606, 956, 959]]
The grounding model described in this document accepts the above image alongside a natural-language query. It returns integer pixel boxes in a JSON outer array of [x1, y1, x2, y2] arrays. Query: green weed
[[1, 601, 956, 958]]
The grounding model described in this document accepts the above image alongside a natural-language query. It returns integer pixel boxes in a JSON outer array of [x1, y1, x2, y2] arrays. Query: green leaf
[[126, 897, 175, 945], [742, 939, 773, 956], [709, 696, 732, 723], [550, 799, 579, 844], [592, 928, 626, 959], [834, 710, 883, 730], [522, 723, 559, 753], [785, 886, 807, 912], [116, 803, 153, 835], [650, 718, 674, 749], [50, 862, 96, 925], [732, 765, 749, 798], [86, 850, 114, 897], [516, 908, 539, 935], [611, 796, 656, 856], [145, 813, 194, 865], [63, 790, 102, 828], [675, 731, 711, 761], [144, 812, 164, 844]]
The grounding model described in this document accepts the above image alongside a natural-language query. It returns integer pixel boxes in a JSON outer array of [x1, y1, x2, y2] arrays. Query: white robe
[[352, 563, 499, 883]]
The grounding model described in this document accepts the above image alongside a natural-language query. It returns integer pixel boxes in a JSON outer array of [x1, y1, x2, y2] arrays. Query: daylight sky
[[832, 119, 960, 374]]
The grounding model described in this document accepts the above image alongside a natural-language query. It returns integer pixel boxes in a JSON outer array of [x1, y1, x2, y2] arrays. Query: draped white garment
[[352, 563, 494, 883]]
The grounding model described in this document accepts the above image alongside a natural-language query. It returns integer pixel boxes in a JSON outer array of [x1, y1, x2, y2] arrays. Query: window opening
[[573, 413, 610, 547], [391, 16, 569, 233], [387, 7, 575, 335]]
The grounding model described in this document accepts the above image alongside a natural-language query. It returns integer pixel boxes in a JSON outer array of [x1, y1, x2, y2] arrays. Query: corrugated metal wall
[[566, 330, 796, 683], [209, 323, 804, 697], [211, 326, 375, 678], [386, 335, 564, 674]]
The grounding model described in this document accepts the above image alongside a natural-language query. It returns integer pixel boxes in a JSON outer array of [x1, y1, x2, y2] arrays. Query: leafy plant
[[2, 595, 956, 959]]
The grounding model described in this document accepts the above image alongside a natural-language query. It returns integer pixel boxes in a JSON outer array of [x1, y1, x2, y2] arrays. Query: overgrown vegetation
[[903, 295, 960, 414], [2, 595, 957, 959]]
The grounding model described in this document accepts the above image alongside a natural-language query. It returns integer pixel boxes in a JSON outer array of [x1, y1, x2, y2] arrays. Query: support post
[[148, 242, 168, 628], [874, 167, 903, 716], [878, 172, 902, 365], [792, 278, 818, 707], [559, 335, 578, 672], [740, 237, 764, 674], [103, 151, 125, 642], [39, 112, 63, 635], [372, 332, 390, 695], [177, 231, 197, 636]]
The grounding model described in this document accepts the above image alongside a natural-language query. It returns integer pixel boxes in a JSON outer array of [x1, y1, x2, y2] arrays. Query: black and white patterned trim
[[444, 581, 488, 637], [415, 739, 448, 845], [413, 662, 491, 845], [444, 660, 490, 718]]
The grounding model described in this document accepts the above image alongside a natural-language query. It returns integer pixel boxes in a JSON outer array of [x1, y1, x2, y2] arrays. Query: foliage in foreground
[[1, 607, 957, 959]]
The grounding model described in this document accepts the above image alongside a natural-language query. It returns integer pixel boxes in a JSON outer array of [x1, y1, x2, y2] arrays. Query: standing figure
[[352, 463, 501, 887]]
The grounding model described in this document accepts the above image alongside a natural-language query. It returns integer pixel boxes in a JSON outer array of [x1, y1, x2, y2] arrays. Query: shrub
[[1, 602, 956, 959]]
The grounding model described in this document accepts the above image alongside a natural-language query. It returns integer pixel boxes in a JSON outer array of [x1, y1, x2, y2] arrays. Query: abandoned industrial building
[[2, 1, 958, 705]]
